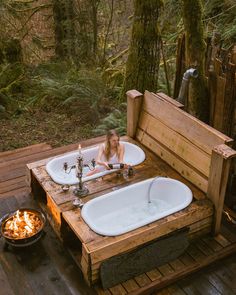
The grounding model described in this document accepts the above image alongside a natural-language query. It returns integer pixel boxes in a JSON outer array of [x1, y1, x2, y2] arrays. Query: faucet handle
[[127, 166, 134, 176]]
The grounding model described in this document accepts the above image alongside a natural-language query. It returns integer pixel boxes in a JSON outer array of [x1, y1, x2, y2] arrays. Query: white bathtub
[[81, 177, 193, 236], [46, 141, 145, 185]]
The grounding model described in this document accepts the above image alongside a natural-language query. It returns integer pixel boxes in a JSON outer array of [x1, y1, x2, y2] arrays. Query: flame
[[78, 144, 82, 155], [3, 210, 42, 239]]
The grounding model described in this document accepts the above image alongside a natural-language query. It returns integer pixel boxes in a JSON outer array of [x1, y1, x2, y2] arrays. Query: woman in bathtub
[[86, 129, 129, 176]]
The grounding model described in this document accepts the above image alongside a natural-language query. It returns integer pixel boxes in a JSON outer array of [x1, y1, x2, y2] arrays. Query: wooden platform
[[1, 143, 236, 295], [28, 136, 216, 287]]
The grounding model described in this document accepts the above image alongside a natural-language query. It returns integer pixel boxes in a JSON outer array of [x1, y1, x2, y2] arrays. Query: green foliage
[[0, 63, 24, 108], [93, 103, 127, 136], [27, 65, 108, 116], [203, 0, 236, 48]]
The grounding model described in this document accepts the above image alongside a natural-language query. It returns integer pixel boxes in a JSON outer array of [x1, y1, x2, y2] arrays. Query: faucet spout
[[177, 68, 198, 105], [147, 176, 159, 203]]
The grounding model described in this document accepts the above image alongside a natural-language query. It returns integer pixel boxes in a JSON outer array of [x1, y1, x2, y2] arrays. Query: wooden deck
[[1, 143, 236, 295]]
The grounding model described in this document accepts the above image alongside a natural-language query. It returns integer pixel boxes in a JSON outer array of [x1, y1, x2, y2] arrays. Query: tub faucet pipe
[[147, 176, 160, 203], [177, 68, 198, 105]]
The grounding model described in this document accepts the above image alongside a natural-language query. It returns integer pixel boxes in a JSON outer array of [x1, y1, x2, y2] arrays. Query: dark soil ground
[[0, 110, 95, 152]]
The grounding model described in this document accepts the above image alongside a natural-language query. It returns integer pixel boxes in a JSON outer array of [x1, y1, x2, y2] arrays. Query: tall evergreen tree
[[182, 0, 209, 122], [123, 0, 163, 96]]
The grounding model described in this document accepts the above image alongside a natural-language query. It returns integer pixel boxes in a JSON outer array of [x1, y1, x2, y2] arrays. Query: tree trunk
[[182, 0, 209, 122], [123, 0, 163, 96]]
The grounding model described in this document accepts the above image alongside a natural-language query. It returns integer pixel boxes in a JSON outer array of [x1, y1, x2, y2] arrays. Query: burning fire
[[3, 210, 42, 239]]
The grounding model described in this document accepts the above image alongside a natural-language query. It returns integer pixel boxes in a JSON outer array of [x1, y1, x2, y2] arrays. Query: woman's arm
[[118, 144, 129, 168]]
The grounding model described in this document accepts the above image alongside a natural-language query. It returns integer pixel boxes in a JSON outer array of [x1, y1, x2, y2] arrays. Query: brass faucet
[[63, 152, 96, 204]]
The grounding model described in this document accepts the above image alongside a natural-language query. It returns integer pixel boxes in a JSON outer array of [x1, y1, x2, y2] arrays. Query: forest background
[[0, 0, 235, 151]]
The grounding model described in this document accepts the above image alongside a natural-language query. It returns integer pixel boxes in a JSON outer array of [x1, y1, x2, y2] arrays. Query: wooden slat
[[136, 128, 208, 193], [143, 90, 232, 153], [134, 274, 151, 287], [213, 75, 226, 131], [187, 244, 206, 261], [0, 166, 26, 182], [95, 286, 112, 295], [214, 234, 231, 247], [0, 175, 27, 194], [63, 209, 100, 244], [158, 264, 174, 276], [122, 279, 139, 293], [139, 110, 211, 176], [0, 186, 31, 199], [109, 284, 127, 295], [0, 143, 51, 163], [207, 145, 235, 234], [146, 269, 162, 282], [154, 92, 184, 108], [0, 262, 15, 295], [126, 90, 143, 138]]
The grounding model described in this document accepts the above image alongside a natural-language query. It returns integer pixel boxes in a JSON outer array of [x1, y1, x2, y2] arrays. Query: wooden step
[[0, 143, 51, 163], [94, 226, 236, 294]]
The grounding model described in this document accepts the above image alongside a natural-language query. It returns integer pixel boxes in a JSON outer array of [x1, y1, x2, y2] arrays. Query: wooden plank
[[0, 166, 26, 182], [187, 244, 206, 261], [0, 175, 27, 194], [63, 209, 100, 244], [214, 234, 231, 247], [0, 143, 51, 162], [146, 268, 162, 282], [109, 284, 127, 295], [207, 145, 235, 234], [139, 110, 211, 176], [153, 284, 186, 295], [126, 90, 143, 138], [95, 286, 112, 295], [204, 271, 236, 295], [0, 186, 31, 199], [134, 274, 151, 287], [158, 264, 174, 276], [169, 259, 185, 271], [121, 279, 139, 293], [202, 236, 223, 252], [196, 238, 214, 256], [136, 129, 208, 193], [213, 75, 226, 131], [0, 261, 15, 295], [222, 62, 236, 135], [143, 90, 233, 153], [154, 92, 184, 108]]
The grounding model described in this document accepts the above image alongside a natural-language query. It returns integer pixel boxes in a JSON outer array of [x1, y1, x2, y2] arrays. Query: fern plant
[[93, 103, 127, 136], [0, 62, 24, 111], [26, 66, 109, 118]]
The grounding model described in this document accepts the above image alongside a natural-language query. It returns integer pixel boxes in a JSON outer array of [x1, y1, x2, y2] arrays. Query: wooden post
[[126, 90, 143, 138], [207, 144, 236, 234]]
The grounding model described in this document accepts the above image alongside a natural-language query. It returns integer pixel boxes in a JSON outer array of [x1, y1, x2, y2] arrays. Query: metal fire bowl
[[0, 208, 46, 247]]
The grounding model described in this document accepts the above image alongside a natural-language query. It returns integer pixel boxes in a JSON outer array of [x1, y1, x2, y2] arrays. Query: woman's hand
[[102, 162, 111, 170]]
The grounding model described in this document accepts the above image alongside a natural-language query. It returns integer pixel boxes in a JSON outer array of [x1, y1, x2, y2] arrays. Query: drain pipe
[[177, 68, 198, 105]]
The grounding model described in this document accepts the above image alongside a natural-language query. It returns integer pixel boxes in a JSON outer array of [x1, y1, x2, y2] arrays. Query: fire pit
[[0, 208, 46, 247]]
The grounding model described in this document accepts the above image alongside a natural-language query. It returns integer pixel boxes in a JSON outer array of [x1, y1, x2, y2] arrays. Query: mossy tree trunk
[[53, 0, 76, 61], [182, 0, 209, 122], [123, 0, 163, 96]]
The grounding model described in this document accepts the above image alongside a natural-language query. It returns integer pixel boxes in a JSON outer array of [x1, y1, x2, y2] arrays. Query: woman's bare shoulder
[[118, 142, 125, 150]]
